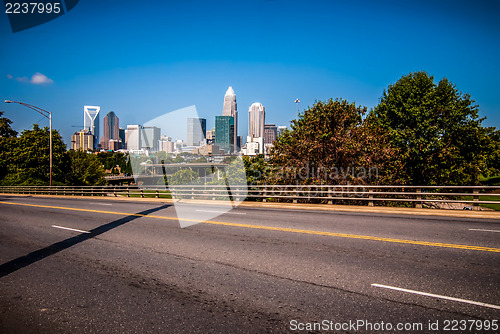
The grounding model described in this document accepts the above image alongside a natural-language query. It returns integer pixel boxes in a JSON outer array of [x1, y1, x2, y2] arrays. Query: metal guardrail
[[1, 185, 500, 210]]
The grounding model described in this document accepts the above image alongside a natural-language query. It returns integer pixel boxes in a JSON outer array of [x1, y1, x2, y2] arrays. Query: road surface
[[0, 195, 499, 333]]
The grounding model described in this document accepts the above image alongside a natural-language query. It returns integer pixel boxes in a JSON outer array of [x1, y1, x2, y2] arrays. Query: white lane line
[[469, 228, 500, 233], [89, 202, 113, 206], [195, 209, 246, 215], [372, 283, 500, 310], [52, 225, 90, 234]]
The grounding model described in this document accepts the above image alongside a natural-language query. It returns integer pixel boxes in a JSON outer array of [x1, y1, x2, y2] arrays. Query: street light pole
[[294, 98, 301, 118], [4, 100, 53, 186]]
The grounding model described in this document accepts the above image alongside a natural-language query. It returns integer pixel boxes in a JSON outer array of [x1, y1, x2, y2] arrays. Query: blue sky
[[1, 0, 499, 146]]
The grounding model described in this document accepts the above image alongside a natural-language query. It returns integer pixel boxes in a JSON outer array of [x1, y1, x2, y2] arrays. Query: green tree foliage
[[270, 98, 394, 185], [0, 111, 17, 138], [0, 112, 18, 180], [96, 151, 129, 174], [169, 169, 200, 185], [368, 71, 494, 185], [243, 155, 271, 185], [68, 150, 106, 185], [1, 125, 70, 185]]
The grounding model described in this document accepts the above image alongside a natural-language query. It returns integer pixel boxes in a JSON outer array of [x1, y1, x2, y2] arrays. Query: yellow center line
[[1, 201, 499, 253]]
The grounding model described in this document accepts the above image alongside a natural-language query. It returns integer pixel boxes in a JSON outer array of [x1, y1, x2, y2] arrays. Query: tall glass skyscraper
[[83, 105, 100, 149], [187, 118, 207, 146], [100, 111, 120, 150], [215, 116, 234, 154], [222, 87, 238, 151]]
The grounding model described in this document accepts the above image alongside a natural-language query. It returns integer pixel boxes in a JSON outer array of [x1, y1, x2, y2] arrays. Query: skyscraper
[[187, 118, 207, 146], [215, 115, 234, 154], [100, 111, 120, 150], [248, 102, 265, 138], [141, 126, 161, 151], [264, 124, 277, 145], [83, 106, 100, 148], [125, 125, 141, 151], [222, 86, 238, 151]]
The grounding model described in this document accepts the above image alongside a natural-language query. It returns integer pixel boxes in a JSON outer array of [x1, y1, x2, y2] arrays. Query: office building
[[248, 103, 265, 138], [125, 125, 141, 151], [141, 126, 161, 151], [215, 115, 234, 154], [187, 118, 206, 146], [83, 106, 100, 148], [241, 136, 264, 156], [119, 128, 125, 147], [222, 86, 238, 151], [264, 124, 277, 145], [71, 130, 94, 151], [100, 111, 121, 150]]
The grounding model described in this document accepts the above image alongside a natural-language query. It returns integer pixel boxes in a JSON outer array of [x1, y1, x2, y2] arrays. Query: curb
[[2, 193, 500, 220]]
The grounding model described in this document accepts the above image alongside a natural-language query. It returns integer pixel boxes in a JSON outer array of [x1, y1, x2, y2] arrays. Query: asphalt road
[[0, 195, 499, 333]]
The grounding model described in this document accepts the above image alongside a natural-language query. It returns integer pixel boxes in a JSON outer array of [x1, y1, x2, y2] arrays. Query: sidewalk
[[2, 193, 500, 220]]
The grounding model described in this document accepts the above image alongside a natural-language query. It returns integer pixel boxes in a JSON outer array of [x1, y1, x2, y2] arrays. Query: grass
[[462, 195, 500, 211], [479, 175, 500, 186]]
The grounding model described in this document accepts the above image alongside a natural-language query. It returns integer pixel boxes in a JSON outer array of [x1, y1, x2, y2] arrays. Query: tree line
[[1, 71, 499, 187], [256, 72, 500, 186], [0, 122, 132, 186]]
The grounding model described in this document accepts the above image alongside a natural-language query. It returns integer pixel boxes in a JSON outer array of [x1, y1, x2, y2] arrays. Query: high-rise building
[[83, 106, 100, 148], [248, 103, 265, 138], [215, 115, 234, 154], [222, 86, 238, 151], [264, 124, 277, 145], [100, 111, 121, 150], [187, 118, 206, 146], [125, 125, 141, 151], [71, 130, 94, 151], [141, 126, 161, 151], [119, 128, 125, 147]]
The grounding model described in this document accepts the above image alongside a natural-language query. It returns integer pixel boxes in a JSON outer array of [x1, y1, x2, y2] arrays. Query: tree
[[169, 169, 200, 185], [0, 112, 17, 181], [368, 71, 494, 185], [243, 155, 271, 185], [68, 150, 106, 186], [1, 124, 70, 185], [270, 98, 394, 185], [0, 111, 17, 138]]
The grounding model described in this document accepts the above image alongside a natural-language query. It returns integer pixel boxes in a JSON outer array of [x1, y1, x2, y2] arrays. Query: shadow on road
[[0, 204, 171, 278]]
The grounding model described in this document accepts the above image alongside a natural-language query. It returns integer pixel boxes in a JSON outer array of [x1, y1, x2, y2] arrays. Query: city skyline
[[2, 0, 499, 147], [71, 86, 288, 150]]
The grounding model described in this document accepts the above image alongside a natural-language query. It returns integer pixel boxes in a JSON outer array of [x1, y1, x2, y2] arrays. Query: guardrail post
[[327, 186, 332, 205], [141, 189, 144, 198], [415, 188, 422, 209], [263, 187, 267, 202], [473, 189, 479, 210], [368, 188, 374, 207], [127, 187, 130, 197], [293, 187, 298, 204], [156, 190, 159, 198]]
